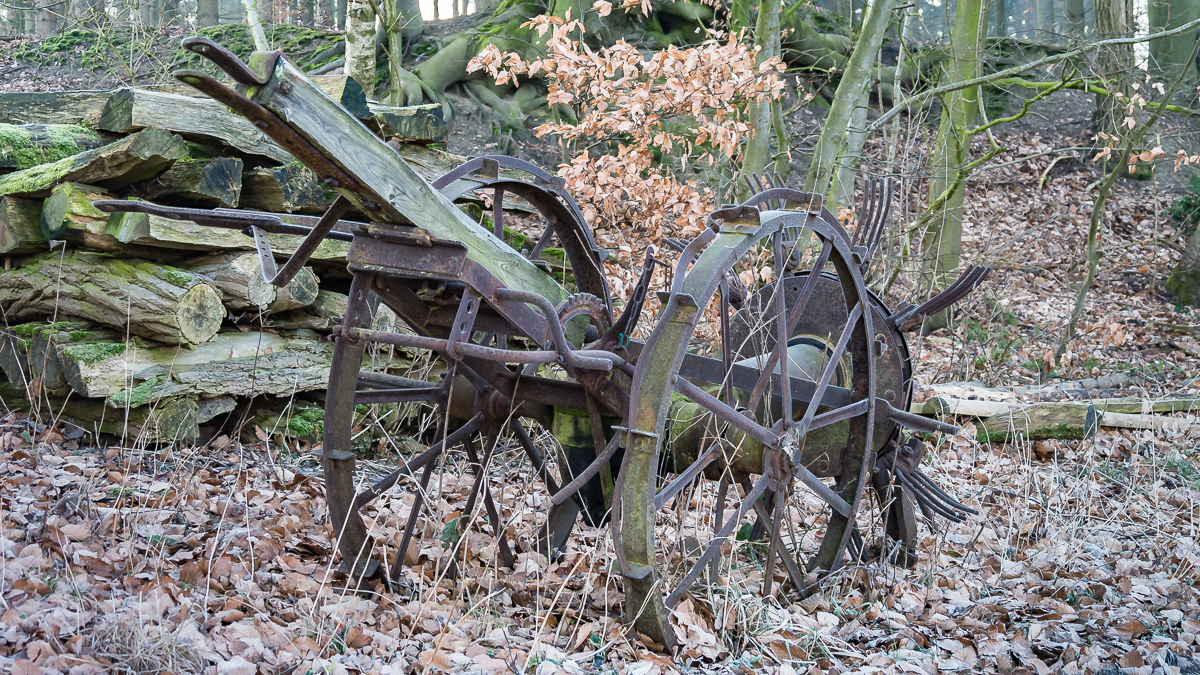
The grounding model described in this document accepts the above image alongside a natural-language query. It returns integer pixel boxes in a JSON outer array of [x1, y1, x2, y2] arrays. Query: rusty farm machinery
[[94, 37, 990, 648]]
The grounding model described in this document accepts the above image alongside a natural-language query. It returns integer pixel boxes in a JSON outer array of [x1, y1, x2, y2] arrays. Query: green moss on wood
[[287, 405, 325, 440], [107, 375, 171, 408], [0, 124, 104, 170], [60, 341, 127, 365]]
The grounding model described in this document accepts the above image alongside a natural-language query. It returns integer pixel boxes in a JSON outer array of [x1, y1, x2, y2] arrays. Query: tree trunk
[[260, 0, 275, 23], [346, 0, 377, 99], [198, 0, 220, 26], [396, 0, 423, 38], [1166, 226, 1200, 305], [316, 0, 332, 26], [738, 0, 782, 200], [1064, 0, 1085, 34], [920, 0, 985, 327], [0, 251, 225, 346], [34, 0, 59, 34], [181, 251, 319, 311], [67, 0, 104, 28], [161, 0, 180, 24], [0, 128, 187, 198], [803, 0, 896, 200], [139, 0, 159, 25], [994, 0, 1008, 35], [977, 403, 1100, 442], [336, 0, 346, 30], [0, 123, 109, 171], [1094, 0, 1133, 135], [1149, 0, 1200, 81]]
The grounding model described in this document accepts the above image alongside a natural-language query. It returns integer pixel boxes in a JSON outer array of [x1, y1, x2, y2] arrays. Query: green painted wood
[[255, 58, 567, 306]]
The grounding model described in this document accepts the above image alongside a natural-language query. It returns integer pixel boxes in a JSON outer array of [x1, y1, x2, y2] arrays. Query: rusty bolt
[[279, 82, 294, 95], [363, 200, 379, 210]]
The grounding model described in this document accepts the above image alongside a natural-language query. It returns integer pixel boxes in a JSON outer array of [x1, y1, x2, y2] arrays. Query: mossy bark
[[27, 321, 123, 397], [181, 251, 319, 311], [100, 210, 352, 262], [0, 123, 109, 171], [0, 91, 111, 127], [0, 128, 187, 198], [977, 403, 1099, 442], [1166, 226, 1200, 305], [57, 329, 335, 402], [264, 289, 348, 329], [0, 251, 225, 346], [0, 197, 45, 255], [345, 0, 378, 100]]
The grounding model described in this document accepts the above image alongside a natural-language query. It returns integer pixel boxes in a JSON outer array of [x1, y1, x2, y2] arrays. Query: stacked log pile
[[0, 77, 448, 443]]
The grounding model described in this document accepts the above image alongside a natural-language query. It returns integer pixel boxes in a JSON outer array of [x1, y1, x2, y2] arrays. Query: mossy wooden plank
[[0, 123, 110, 171], [0, 91, 111, 127], [253, 59, 566, 306], [137, 156, 244, 208], [0, 128, 188, 198], [0, 197, 46, 255], [99, 88, 294, 163], [977, 403, 1099, 443], [0, 251, 225, 346]]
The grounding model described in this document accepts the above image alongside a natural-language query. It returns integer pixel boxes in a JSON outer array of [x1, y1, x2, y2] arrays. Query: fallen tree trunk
[[0, 251, 225, 346], [57, 329, 335, 401], [0, 123, 110, 171], [181, 251, 319, 312], [917, 395, 1200, 417], [0, 197, 45, 255], [137, 156, 244, 208], [98, 89, 294, 164], [976, 402, 1099, 442], [0, 128, 187, 198]]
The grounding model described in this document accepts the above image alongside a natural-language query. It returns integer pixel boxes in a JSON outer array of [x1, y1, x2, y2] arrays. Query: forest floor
[[2, 28, 1200, 675]]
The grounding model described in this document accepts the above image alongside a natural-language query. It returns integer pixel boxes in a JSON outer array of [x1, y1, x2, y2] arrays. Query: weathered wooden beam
[[251, 58, 567, 305], [137, 156, 244, 208], [98, 89, 293, 163], [0, 123, 111, 171], [0, 251, 225, 346], [0, 197, 45, 255], [0, 128, 188, 198]]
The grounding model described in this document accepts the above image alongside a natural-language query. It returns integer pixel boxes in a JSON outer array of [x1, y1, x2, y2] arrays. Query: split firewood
[[57, 329, 335, 402], [917, 395, 1200, 418], [0, 91, 112, 127], [265, 290, 348, 330], [40, 182, 111, 240], [0, 128, 187, 198], [370, 103, 448, 144], [26, 321, 124, 397], [99, 89, 293, 163], [136, 156, 244, 208], [181, 251, 319, 312], [0, 251, 224, 346], [0, 123, 110, 171], [238, 162, 329, 214], [0, 196, 45, 255]]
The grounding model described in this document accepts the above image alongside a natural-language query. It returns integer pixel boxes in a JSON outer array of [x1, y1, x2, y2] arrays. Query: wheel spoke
[[353, 386, 442, 404], [654, 442, 721, 511], [666, 474, 771, 607], [389, 451, 438, 582], [673, 376, 777, 448], [784, 303, 864, 461], [354, 414, 483, 510]]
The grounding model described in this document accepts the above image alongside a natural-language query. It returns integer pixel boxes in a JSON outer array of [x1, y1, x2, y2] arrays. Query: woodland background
[[1, 0, 1200, 671]]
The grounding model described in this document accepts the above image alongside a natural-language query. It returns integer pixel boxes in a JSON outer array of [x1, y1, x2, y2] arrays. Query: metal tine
[[742, 175, 762, 210], [866, 178, 894, 257], [772, 172, 785, 210], [913, 265, 991, 316], [855, 178, 879, 248]]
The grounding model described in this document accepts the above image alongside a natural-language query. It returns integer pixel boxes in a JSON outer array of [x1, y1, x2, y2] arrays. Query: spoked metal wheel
[[319, 162, 614, 585], [615, 205, 882, 647]]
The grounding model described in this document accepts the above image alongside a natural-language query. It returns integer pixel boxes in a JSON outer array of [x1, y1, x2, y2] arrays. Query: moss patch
[[107, 375, 172, 408], [0, 124, 105, 171], [60, 341, 127, 366], [287, 405, 325, 441]]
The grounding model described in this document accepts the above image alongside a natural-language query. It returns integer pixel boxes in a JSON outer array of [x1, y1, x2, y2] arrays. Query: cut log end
[[178, 283, 225, 345]]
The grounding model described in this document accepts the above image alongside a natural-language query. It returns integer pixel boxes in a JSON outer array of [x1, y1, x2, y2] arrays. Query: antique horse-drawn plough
[[95, 37, 988, 647]]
